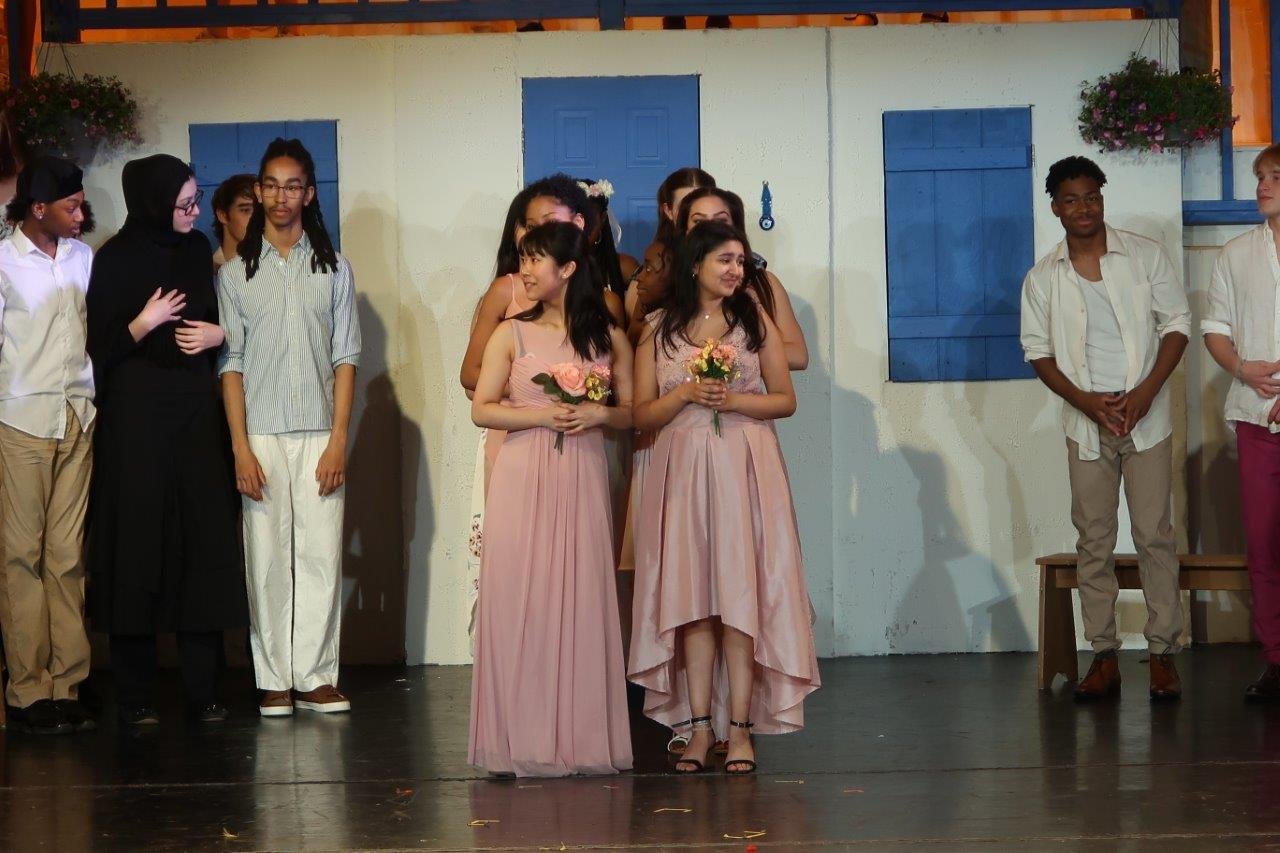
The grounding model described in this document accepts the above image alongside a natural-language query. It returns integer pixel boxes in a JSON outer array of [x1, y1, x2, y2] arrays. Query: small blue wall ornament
[[759, 181, 775, 231]]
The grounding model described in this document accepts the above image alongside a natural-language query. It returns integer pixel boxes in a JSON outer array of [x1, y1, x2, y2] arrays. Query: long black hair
[[653, 167, 715, 252], [493, 184, 539, 278], [675, 186, 776, 319], [513, 221, 614, 361], [238, 138, 339, 279], [657, 220, 764, 357], [574, 177, 629, 298]]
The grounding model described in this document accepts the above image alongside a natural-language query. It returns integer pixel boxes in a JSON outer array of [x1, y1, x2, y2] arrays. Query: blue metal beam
[[69, 0, 1177, 32], [1218, 0, 1234, 202], [1272, 0, 1279, 144], [1182, 200, 1263, 225]]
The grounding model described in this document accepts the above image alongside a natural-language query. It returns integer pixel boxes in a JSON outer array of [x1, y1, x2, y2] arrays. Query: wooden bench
[[1037, 552, 1249, 690]]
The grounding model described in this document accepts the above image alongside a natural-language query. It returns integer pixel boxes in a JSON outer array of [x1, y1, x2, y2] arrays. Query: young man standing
[[1203, 143, 1280, 702], [1020, 156, 1190, 702], [0, 156, 97, 733], [218, 139, 360, 717], [211, 173, 256, 271]]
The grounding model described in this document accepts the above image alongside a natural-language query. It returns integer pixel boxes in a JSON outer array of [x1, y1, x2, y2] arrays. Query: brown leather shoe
[[1073, 650, 1121, 702], [295, 685, 351, 714], [1149, 653, 1182, 701], [259, 690, 294, 717]]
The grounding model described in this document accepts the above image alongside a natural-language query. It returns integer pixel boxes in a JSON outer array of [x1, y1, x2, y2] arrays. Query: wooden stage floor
[[4, 646, 1280, 850]]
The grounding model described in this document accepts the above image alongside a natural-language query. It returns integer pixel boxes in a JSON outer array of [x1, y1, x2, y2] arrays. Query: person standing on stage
[[0, 156, 96, 734], [218, 138, 360, 717], [1203, 143, 1280, 702], [211, 173, 256, 272], [1020, 155, 1189, 702], [628, 221, 820, 775], [86, 154, 247, 725]]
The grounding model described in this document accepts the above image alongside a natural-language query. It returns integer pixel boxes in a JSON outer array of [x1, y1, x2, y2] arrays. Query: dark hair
[[1045, 156, 1108, 197], [654, 167, 715, 252], [674, 186, 776, 319], [238, 138, 339, 279], [656, 220, 764, 357], [5, 196, 94, 234], [211, 173, 256, 243], [493, 185, 539, 278], [514, 221, 614, 361], [574, 177, 628, 298]]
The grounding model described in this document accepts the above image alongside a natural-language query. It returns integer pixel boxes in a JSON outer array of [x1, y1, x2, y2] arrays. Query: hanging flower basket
[[1078, 55, 1236, 154], [2, 72, 141, 164]]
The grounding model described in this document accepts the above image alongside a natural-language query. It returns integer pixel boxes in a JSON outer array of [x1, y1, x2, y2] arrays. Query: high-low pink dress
[[468, 319, 633, 777], [628, 321, 821, 740]]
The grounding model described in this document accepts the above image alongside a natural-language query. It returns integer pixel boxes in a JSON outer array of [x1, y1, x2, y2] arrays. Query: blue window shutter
[[188, 120, 340, 251], [884, 107, 1034, 382]]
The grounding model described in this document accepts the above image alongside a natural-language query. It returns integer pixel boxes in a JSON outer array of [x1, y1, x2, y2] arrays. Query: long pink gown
[[468, 319, 633, 777], [628, 321, 821, 740]]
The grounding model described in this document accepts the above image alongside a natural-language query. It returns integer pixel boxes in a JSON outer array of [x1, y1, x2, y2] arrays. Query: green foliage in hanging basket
[[1078, 55, 1236, 154], [3, 72, 141, 159]]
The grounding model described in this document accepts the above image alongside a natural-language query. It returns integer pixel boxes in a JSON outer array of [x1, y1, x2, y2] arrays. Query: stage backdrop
[[57, 20, 1184, 664]]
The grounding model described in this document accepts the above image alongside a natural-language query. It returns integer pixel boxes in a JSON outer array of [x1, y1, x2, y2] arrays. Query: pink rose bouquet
[[685, 338, 739, 437], [531, 362, 613, 452]]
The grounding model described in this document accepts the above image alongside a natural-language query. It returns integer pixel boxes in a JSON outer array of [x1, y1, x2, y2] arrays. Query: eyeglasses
[[259, 182, 308, 199], [175, 188, 204, 215]]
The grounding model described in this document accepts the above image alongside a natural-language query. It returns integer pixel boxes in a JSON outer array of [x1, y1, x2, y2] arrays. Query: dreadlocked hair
[[656, 220, 764, 359], [674, 186, 776, 319], [238, 138, 339, 280], [513, 221, 614, 362], [653, 167, 715, 254]]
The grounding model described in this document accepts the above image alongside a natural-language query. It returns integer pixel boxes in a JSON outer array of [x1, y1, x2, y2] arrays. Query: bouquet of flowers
[[686, 339, 738, 437], [531, 362, 612, 452]]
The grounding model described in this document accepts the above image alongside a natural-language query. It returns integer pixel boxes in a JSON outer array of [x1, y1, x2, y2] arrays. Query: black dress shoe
[[56, 699, 98, 731], [190, 703, 229, 723], [119, 706, 160, 726], [7, 699, 73, 735], [1246, 665, 1280, 703]]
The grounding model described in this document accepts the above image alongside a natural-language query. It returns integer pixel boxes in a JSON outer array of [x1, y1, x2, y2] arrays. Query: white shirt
[[1202, 222, 1280, 431], [1078, 272, 1129, 393], [0, 227, 95, 439], [1020, 225, 1190, 461]]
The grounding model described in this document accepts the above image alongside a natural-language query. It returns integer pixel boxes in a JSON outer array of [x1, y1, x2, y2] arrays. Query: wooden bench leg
[[1039, 563, 1078, 690]]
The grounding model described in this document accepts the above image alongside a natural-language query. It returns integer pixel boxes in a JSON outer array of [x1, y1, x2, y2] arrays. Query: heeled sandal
[[725, 720, 756, 775], [674, 715, 714, 773], [666, 719, 691, 755]]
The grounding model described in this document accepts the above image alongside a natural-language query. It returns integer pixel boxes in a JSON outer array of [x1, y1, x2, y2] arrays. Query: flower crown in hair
[[577, 179, 615, 199]]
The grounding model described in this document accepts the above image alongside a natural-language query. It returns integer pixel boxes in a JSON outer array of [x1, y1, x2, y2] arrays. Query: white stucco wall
[[61, 20, 1176, 664]]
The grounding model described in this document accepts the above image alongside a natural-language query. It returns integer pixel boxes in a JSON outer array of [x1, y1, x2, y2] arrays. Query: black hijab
[[121, 153, 195, 247]]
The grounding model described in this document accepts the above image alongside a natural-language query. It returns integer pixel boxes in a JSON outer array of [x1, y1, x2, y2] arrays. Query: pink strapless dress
[[627, 322, 820, 739], [468, 319, 633, 777]]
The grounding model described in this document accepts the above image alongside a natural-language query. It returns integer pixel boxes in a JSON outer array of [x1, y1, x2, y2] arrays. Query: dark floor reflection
[[5, 649, 1280, 849]]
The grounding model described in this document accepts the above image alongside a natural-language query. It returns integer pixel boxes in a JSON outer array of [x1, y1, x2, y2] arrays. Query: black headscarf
[[121, 153, 195, 247]]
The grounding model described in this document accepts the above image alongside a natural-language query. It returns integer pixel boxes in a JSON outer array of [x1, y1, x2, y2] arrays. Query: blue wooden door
[[883, 107, 1034, 381], [522, 76, 700, 259], [188, 120, 340, 250]]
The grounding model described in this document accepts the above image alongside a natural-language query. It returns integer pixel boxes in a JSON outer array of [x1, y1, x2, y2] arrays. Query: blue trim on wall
[[64, 0, 1178, 34], [1273, 0, 1280, 144], [1218, 0, 1234, 203], [1182, 200, 1264, 225]]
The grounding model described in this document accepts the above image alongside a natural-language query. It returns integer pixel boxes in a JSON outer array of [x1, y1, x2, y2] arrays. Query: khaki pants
[[1066, 434, 1182, 655], [0, 406, 93, 708]]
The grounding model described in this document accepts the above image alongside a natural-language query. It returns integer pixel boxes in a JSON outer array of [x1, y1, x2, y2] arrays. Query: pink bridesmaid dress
[[468, 319, 633, 777], [628, 321, 821, 740]]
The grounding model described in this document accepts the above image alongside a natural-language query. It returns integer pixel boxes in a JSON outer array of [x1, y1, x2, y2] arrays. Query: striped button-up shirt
[[217, 234, 361, 435], [0, 227, 96, 439]]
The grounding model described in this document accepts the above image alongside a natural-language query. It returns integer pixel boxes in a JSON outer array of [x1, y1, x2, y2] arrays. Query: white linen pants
[[243, 431, 344, 693]]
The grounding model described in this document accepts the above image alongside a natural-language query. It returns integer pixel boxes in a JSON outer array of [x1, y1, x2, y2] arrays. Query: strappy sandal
[[724, 720, 756, 775], [673, 715, 713, 773], [666, 719, 691, 755]]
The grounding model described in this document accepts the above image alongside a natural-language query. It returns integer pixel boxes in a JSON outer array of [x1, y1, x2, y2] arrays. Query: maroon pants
[[1237, 422, 1280, 663]]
